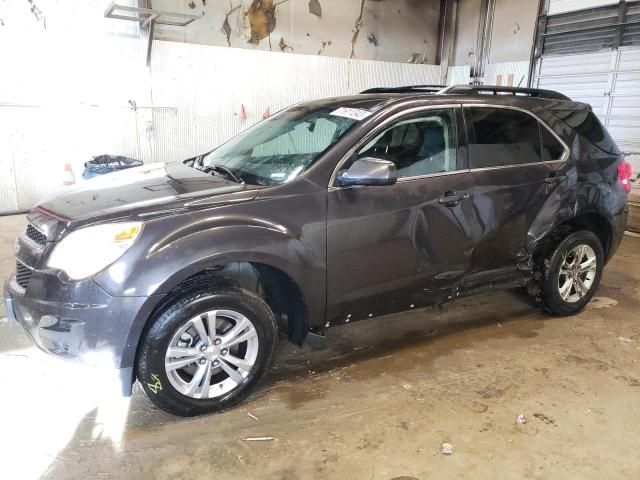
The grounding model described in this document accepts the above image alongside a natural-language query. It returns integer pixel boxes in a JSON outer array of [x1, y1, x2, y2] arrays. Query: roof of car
[[301, 94, 405, 112], [362, 85, 572, 101], [301, 85, 579, 114]]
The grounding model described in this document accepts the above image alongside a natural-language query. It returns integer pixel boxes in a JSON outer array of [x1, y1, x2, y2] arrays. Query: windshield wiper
[[205, 164, 245, 184]]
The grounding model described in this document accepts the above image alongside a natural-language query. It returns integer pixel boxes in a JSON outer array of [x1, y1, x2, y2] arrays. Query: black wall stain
[[221, 4, 241, 47], [317, 40, 332, 55], [279, 37, 293, 52], [350, 0, 366, 58], [309, 0, 322, 18]]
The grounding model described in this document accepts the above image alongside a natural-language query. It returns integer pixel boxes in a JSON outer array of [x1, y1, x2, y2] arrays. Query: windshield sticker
[[330, 107, 373, 121]]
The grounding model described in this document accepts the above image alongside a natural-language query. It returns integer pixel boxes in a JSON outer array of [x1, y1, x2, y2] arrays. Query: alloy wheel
[[557, 244, 597, 303], [164, 309, 259, 399]]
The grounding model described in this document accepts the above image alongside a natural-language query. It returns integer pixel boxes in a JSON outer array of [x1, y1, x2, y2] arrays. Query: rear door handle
[[438, 192, 469, 206]]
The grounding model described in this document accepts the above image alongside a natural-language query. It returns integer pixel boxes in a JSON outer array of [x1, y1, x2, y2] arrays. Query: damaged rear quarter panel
[[526, 113, 625, 264]]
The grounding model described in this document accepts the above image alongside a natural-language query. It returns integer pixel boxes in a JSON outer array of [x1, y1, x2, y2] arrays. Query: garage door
[[532, 1, 640, 171]]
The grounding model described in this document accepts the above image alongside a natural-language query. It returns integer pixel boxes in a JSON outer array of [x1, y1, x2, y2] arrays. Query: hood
[[36, 162, 258, 222]]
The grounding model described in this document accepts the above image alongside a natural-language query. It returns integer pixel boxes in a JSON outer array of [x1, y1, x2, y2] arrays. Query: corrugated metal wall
[[548, 0, 619, 15], [484, 61, 531, 87], [0, 30, 151, 213], [0, 38, 444, 214], [534, 1, 640, 172], [534, 49, 640, 170], [148, 41, 442, 164]]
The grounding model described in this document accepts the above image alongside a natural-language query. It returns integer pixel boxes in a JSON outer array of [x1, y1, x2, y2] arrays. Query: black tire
[[136, 283, 277, 417], [540, 230, 604, 316]]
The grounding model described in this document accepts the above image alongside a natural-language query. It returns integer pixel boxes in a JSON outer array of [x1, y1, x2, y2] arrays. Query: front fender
[[96, 216, 324, 302]]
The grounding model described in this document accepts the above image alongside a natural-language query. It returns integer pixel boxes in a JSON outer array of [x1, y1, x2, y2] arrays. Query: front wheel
[[540, 230, 604, 316], [136, 284, 278, 416]]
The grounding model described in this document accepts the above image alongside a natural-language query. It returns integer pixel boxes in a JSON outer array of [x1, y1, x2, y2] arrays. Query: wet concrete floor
[[0, 215, 639, 479]]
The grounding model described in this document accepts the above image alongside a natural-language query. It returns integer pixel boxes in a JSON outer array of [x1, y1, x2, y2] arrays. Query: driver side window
[[356, 109, 458, 179]]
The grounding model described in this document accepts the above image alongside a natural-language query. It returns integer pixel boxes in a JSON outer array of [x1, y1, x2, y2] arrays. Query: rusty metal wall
[[151, 0, 442, 64]]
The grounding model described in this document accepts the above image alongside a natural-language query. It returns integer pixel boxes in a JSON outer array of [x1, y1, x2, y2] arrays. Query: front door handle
[[438, 192, 469, 206], [544, 174, 567, 184]]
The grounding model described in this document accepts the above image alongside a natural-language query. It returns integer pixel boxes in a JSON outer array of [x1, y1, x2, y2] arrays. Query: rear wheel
[[136, 284, 277, 416], [540, 230, 604, 316]]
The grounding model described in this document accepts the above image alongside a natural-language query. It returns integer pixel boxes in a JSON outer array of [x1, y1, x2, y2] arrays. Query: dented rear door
[[462, 104, 572, 277]]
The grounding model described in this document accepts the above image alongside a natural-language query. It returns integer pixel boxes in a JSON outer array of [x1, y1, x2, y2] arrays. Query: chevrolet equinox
[[5, 85, 632, 416]]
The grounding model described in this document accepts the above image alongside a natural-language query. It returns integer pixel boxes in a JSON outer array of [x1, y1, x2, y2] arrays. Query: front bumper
[[4, 272, 151, 395], [4, 290, 17, 324]]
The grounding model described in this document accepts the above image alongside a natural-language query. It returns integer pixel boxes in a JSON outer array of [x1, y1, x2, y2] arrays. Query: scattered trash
[[244, 436, 275, 442], [82, 155, 142, 180], [515, 414, 528, 425], [618, 336, 634, 343], [497, 322, 503, 328], [63, 162, 76, 186], [247, 412, 258, 421], [441, 442, 453, 455], [402, 384, 412, 390]]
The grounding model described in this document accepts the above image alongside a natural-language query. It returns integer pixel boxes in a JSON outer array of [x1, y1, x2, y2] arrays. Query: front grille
[[25, 224, 46, 246], [15, 261, 33, 290]]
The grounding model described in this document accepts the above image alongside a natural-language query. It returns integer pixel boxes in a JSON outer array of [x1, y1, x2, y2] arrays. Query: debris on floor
[[515, 414, 528, 425], [247, 412, 259, 420], [244, 436, 275, 442], [618, 336, 634, 343], [441, 442, 453, 455]]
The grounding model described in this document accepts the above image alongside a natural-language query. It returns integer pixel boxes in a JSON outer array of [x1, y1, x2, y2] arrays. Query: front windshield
[[202, 104, 361, 186]]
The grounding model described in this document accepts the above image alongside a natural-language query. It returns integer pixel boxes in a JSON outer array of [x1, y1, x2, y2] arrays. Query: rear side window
[[466, 107, 541, 168], [540, 125, 565, 161]]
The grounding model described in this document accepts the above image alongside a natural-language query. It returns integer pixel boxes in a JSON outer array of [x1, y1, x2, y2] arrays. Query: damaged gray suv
[[5, 85, 632, 416]]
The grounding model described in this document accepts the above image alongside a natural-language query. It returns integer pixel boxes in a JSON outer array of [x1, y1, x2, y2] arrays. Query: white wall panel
[[484, 61, 531, 87], [148, 41, 443, 164], [535, 51, 612, 114], [612, 49, 640, 168], [0, 28, 151, 213], [447, 66, 471, 85], [0, 33, 445, 213], [535, 47, 640, 171], [548, 0, 619, 15]]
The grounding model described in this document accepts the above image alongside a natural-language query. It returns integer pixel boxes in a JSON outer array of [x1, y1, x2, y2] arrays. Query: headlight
[[47, 222, 143, 280]]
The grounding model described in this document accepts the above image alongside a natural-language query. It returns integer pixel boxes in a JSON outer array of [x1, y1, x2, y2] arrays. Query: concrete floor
[[1, 215, 639, 480]]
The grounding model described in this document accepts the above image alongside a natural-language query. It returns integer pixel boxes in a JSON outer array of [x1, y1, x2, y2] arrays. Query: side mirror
[[337, 158, 397, 187]]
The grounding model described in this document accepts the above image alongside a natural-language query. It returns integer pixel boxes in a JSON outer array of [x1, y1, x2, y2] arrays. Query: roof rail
[[440, 84, 571, 101], [360, 85, 446, 94]]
